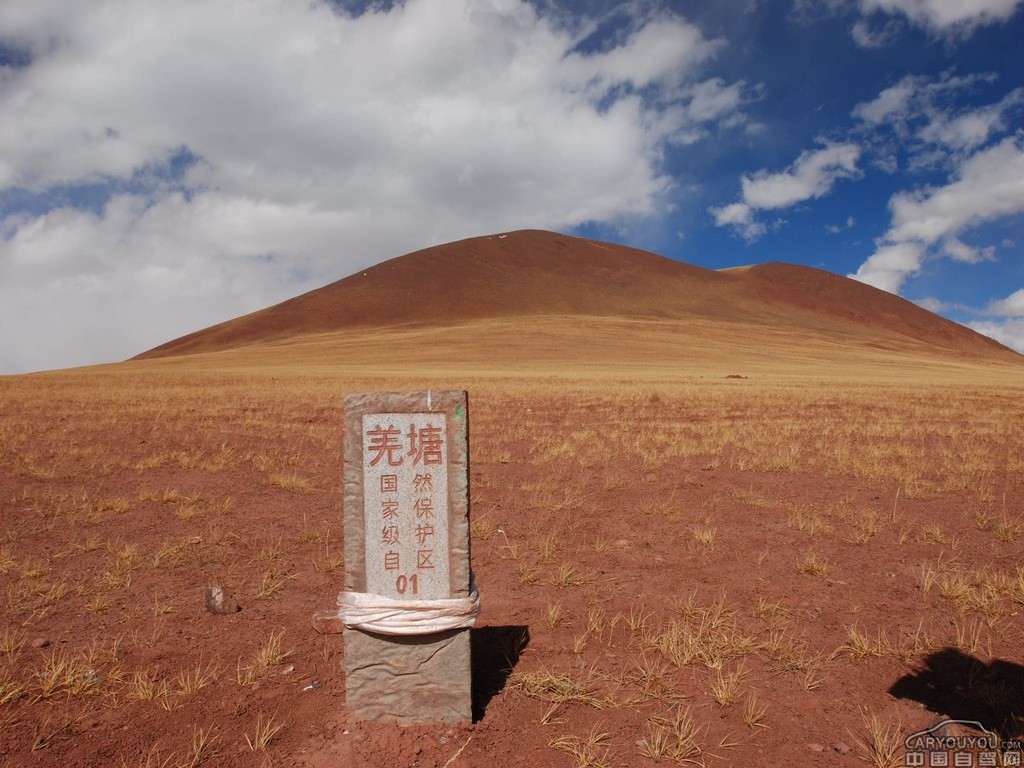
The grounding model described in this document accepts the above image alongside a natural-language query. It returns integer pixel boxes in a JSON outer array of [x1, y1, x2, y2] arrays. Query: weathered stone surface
[[343, 627, 471, 724], [343, 391, 470, 599], [342, 390, 472, 724], [203, 586, 240, 614]]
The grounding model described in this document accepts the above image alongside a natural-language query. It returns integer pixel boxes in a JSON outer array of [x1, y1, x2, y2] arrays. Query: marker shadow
[[471, 625, 530, 723], [889, 647, 1024, 740]]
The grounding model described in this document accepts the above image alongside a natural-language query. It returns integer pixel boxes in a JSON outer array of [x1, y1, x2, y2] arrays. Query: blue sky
[[1, 0, 1022, 373]]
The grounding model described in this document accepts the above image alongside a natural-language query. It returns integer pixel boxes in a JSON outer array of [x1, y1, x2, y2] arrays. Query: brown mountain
[[135, 229, 1019, 374]]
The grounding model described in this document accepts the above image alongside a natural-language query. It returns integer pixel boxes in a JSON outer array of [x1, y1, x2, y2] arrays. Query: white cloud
[[917, 88, 1024, 152], [708, 202, 765, 242], [942, 238, 994, 263], [851, 17, 904, 46], [712, 143, 860, 240], [684, 78, 747, 124], [988, 288, 1024, 316], [851, 137, 1024, 294], [825, 215, 856, 234], [912, 295, 980, 315], [851, 74, 1020, 171], [742, 144, 861, 209], [852, 77, 920, 125], [967, 319, 1024, 353], [886, 137, 1024, 244], [0, 0, 748, 373], [858, 0, 1022, 36], [850, 242, 924, 293], [562, 11, 721, 91], [912, 297, 945, 313]]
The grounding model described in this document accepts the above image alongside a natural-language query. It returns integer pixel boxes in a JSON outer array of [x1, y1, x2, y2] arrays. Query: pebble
[[806, 743, 826, 753], [204, 586, 241, 614], [31, 638, 50, 649]]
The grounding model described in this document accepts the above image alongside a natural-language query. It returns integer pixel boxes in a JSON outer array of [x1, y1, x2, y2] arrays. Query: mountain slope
[[135, 229, 1018, 366]]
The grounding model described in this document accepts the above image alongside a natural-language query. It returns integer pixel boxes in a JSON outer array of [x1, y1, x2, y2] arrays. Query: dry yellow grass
[[0, 331, 1022, 765]]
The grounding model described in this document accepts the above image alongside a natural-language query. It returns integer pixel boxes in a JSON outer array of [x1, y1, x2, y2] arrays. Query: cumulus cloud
[[851, 137, 1024, 294], [851, 73, 1020, 171], [858, 0, 1022, 37], [966, 319, 1024, 353], [852, 77, 921, 126], [711, 143, 860, 240], [942, 238, 995, 263], [988, 288, 1024, 317], [886, 138, 1024, 243], [709, 202, 765, 242], [917, 87, 1024, 152], [850, 242, 925, 293], [913, 296, 950, 313], [0, 0, 749, 373], [961, 287, 1024, 354]]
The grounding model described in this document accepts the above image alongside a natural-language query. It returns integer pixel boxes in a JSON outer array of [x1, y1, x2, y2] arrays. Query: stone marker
[[340, 390, 474, 724]]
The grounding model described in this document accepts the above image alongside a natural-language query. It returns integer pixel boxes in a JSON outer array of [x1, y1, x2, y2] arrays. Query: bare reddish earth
[[2, 230, 1023, 767]]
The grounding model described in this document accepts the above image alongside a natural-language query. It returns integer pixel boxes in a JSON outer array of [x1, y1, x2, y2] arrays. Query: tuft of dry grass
[[691, 525, 717, 548], [126, 670, 163, 702], [176, 658, 219, 695], [545, 602, 565, 630], [587, 606, 607, 635], [509, 665, 611, 710], [709, 663, 747, 707], [180, 726, 219, 768], [255, 570, 295, 599], [245, 711, 285, 752], [551, 724, 614, 768], [0, 627, 25, 660], [268, 473, 313, 493], [852, 713, 903, 768], [639, 707, 705, 764], [797, 550, 832, 578], [552, 562, 589, 588], [255, 629, 294, 669], [742, 691, 768, 728], [470, 516, 496, 540], [0, 667, 27, 705]]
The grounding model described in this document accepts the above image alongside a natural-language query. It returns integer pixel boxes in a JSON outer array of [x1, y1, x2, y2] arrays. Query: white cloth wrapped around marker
[[337, 582, 481, 636]]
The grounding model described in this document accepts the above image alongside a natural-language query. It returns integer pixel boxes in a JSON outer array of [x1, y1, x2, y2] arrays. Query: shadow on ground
[[890, 648, 1024, 740], [471, 625, 530, 723]]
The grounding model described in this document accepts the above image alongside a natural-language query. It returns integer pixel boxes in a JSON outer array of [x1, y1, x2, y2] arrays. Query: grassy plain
[[1, 345, 1023, 766]]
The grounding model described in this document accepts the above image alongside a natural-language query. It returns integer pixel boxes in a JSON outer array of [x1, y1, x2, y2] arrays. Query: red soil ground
[[2, 231, 1023, 767]]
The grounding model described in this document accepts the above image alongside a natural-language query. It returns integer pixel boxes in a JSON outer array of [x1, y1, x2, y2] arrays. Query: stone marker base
[[344, 627, 471, 724]]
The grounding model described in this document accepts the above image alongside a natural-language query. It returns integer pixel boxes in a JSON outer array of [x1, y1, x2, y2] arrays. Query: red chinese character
[[417, 550, 435, 569], [413, 473, 433, 493], [415, 523, 435, 545], [384, 551, 400, 570], [366, 424, 403, 467], [407, 424, 443, 466], [381, 500, 399, 519], [380, 474, 398, 493], [381, 525, 400, 546], [414, 497, 434, 519]]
